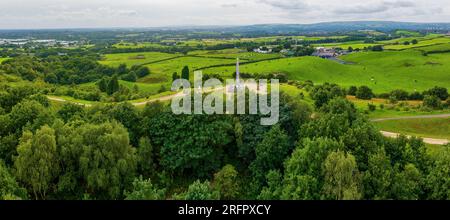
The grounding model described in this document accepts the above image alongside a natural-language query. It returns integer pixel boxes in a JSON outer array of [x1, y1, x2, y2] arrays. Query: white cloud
[[0, 0, 448, 29]]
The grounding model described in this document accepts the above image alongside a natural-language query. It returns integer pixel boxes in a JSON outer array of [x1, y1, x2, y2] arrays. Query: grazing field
[[112, 42, 169, 49], [378, 33, 444, 45], [139, 56, 237, 83], [313, 41, 381, 49], [189, 49, 282, 61], [99, 52, 181, 67], [383, 37, 450, 50], [374, 117, 450, 140], [414, 43, 450, 53], [280, 84, 314, 104], [395, 30, 422, 37], [203, 50, 450, 93]]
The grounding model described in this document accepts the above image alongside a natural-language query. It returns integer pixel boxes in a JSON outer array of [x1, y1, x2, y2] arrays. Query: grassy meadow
[[374, 117, 450, 140], [99, 52, 181, 67], [383, 36, 450, 50], [202, 50, 450, 93]]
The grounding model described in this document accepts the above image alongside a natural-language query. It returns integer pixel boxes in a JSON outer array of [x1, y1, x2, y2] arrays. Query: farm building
[[312, 47, 338, 58]]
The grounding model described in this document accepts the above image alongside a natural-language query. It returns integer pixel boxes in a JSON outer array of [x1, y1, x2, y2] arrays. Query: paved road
[[371, 114, 450, 122]]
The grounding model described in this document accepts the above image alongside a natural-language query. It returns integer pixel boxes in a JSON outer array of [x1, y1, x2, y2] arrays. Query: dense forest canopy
[[0, 81, 449, 200]]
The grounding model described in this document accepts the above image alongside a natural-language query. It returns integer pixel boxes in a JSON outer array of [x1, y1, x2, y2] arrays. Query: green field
[[384, 37, 450, 50], [395, 30, 422, 37], [414, 43, 450, 53], [99, 52, 181, 67], [374, 117, 450, 139], [189, 49, 282, 61], [140, 56, 237, 83], [202, 50, 450, 93], [313, 41, 381, 49]]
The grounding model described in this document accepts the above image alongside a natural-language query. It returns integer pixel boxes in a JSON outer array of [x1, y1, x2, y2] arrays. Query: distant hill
[[221, 21, 450, 34]]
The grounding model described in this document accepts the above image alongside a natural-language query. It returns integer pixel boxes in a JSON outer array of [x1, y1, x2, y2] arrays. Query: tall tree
[[363, 148, 392, 199], [212, 164, 240, 200], [107, 75, 120, 95], [57, 121, 137, 199], [137, 137, 155, 178], [183, 180, 219, 200], [181, 66, 190, 81], [322, 151, 361, 200], [14, 125, 59, 199], [124, 176, 165, 200], [250, 125, 290, 183], [0, 161, 28, 200]]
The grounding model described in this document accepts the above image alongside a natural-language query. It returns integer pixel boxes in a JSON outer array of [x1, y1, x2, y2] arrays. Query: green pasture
[[139, 56, 237, 83], [374, 117, 450, 140], [313, 41, 381, 49], [99, 52, 180, 67], [395, 30, 422, 37], [112, 42, 168, 49], [384, 37, 450, 50], [414, 43, 450, 53], [202, 50, 450, 93]]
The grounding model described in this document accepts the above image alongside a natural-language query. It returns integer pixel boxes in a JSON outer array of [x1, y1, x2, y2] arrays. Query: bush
[[409, 92, 424, 100], [356, 86, 374, 100], [368, 103, 376, 112], [423, 86, 448, 101], [371, 45, 384, 51], [423, 95, 441, 109], [348, 86, 357, 96], [390, 89, 409, 101]]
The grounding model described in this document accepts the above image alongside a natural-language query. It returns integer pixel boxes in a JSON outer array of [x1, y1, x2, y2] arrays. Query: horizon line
[[1, 20, 450, 31]]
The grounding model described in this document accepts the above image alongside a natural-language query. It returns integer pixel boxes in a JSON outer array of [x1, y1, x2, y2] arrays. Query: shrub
[[390, 89, 409, 101], [423, 86, 448, 101], [348, 86, 357, 96], [423, 95, 441, 109], [368, 103, 376, 112], [356, 86, 374, 100], [409, 92, 424, 100]]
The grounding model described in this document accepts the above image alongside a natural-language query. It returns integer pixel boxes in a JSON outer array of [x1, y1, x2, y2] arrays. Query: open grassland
[[189, 49, 282, 61], [99, 52, 181, 67], [140, 56, 237, 83], [383, 36, 450, 50], [414, 43, 450, 53], [373, 117, 450, 140], [112, 42, 169, 49], [280, 84, 314, 104], [313, 41, 381, 49], [378, 34, 444, 45], [395, 30, 422, 37], [203, 50, 450, 93]]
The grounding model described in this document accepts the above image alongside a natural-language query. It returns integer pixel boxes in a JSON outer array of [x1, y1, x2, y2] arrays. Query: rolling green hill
[[202, 50, 450, 93]]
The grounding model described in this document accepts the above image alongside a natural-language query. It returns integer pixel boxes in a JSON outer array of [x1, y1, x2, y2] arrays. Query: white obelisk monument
[[236, 58, 241, 89]]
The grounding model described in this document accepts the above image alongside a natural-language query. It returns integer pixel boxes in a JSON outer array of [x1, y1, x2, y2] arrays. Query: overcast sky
[[0, 0, 449, 29]]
